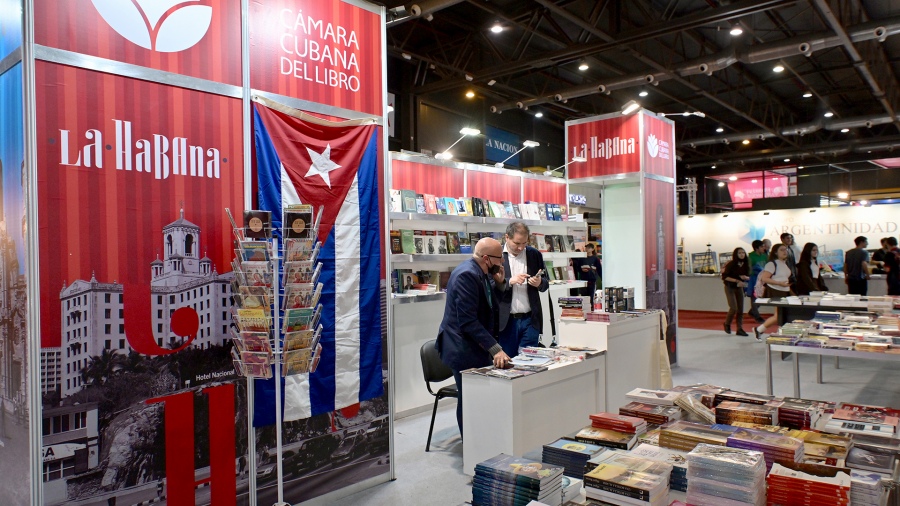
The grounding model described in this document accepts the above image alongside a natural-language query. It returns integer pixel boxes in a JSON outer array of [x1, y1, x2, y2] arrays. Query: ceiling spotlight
[[840, 128, 849, 133], [742, 139, 750, 145], [490, 23, 503, 33], [535, 112, 543, 118], [773, 64, 785, 73], [798, 166, 804, 169], [465, 90, 475, 98], [465, 74, 474, 82], [401, 52, 412, 60], [639, 90, 649, 97], [728, 176, 738, 181], [837, 192, 849, 199], [803, 92, 813, 98], [711, 165, 717, 169], [751, 179, 758, 183], [716, 127, 724, 133], [578, 61, 589, 71], [718, 182, 725, 187], [621, 100, 641, 115], [729, 24, 743, 36], [784, 158, 790, 162], [824, 112, 834, 118]]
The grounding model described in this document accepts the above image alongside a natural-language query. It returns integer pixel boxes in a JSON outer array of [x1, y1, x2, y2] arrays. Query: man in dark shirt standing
[[435, 237, 512, 437], [884, 237, 900, 296], [579, 243, 603, 308], [844, 236, 871, 295]]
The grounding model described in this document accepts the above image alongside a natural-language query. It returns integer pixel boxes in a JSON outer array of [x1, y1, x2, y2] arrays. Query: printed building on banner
[[0, 219, 27, 419], [41, 402, 100, 504], [53, 210, 234, 398]]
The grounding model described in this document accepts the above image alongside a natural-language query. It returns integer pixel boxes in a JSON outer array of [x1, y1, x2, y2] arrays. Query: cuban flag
[[253, 99, 383, 422]]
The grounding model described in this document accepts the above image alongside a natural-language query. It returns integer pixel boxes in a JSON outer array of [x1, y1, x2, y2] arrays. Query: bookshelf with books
[[389, 153, 589, 417]]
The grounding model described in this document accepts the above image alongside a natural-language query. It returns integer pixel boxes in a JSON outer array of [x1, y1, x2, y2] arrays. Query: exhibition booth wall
[[2, 0, 390, 505]]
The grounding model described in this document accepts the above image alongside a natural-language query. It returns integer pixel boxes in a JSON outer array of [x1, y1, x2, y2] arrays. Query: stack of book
[[850, 470, 888, 506], [713, 389, 775, 407], [471, 454, 563, 506], [582, 460, 669, 506], [508, 354, 553, 372], [856, 341, 891, 352], [619, 402, 683, 426], [686, 444, 766, 506], [658, 420, 731, 452], [585, 449, 673, 479], [772, 398, 822, 430], [558, 297, 586, 320], [766, 463, 851, 506], [669, 384, 724, 408], [715, 401, 779, 426], [589, 412, 647, 435], [824, 407, 899, 438], [629, 443, 689, 492], [725, 428, 804, 472], [542, 438, 605, 478], [847, 446, 897, 476], [571, 426, 640, 450], [626, 388, 682, 406], [789, 430, 851, 467]]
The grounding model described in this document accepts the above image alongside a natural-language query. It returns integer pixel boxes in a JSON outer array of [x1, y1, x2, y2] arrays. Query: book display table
[[766, 343, 900, 398], [461, 354, 607, 475]]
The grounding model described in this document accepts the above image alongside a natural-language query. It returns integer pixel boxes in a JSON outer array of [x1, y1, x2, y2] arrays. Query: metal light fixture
[[729, 23, 743, 36], [494, 140, 540, 168], [716, 127, 724, 133], [544, 156, 587, 177], [465, 90, 475, 98], [824, 112, 834, 118], [639, 90, 649, 97], [784, 158, 790, 162], [841, 128, 850, 133], [436, 128, 481, 160], [718, 182, 725, 187], [621, 100, 641, 115], [742, 139, 750, 145], [773, 64, 785, 73], [802, 92, 813, 98], [490, 23, 503, 33], [578, 61, 589, 71]]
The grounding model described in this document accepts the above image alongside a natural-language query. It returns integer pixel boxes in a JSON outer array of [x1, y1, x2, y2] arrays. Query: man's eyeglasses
[[485, 254, 503, 260]]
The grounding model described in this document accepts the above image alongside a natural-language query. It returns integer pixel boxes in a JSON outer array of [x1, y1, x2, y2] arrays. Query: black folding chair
[[419, 340, 458, 451]]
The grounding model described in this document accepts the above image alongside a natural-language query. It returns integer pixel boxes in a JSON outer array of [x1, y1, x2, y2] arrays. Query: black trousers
[[452, 370, 463, 439], [847, 278, 868, 295]]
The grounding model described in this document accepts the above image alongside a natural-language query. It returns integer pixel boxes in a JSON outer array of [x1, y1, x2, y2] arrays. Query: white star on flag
[[304, 144, 342, 188]]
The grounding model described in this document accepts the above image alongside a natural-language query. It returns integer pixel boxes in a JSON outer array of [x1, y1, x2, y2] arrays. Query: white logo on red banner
[[647, 134, 659, 158], [91, 0, 212, 52]]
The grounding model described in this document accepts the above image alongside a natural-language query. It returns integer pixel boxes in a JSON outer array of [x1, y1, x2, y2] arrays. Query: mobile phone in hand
[[530, 269, 544, 279]]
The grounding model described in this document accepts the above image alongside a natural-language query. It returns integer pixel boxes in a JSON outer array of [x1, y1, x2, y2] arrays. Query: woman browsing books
[[720, 247, 750, 336], [794, 242, 828, 295], [754, 243, 793, 340]]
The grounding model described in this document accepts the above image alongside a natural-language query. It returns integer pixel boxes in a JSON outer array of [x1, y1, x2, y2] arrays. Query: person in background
[[746, 239, 769, 325], [872, 237, 889, 274], [844, 236, 871, 295], [754, 243, 793, 341], [795, 242, 828, 295], [884, 237, 900, 296], [435, 237, 512, 437], [580, 243, 603, 308], [721, 247, 750, 336], [781, 233, 801, 278]]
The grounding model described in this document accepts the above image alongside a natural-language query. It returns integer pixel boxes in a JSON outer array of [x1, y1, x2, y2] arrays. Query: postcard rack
[[225, 205, 325, 505]]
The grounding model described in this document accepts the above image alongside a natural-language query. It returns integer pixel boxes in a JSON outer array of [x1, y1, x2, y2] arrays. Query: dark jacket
[[721, 260, 749, 289], [795, 261, 828, 295], [435, 258, 501, 371], [498, 246, 549, 333]]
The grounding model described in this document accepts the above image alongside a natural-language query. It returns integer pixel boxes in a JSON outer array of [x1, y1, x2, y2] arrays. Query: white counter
[[558, 313, 661, 410], [461, 354, 606, 475]]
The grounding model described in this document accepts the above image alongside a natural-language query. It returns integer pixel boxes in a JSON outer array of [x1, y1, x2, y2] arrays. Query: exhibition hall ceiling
[[383, 0, 900, 179]]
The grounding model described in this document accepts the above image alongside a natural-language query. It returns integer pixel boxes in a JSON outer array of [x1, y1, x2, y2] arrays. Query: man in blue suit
[[497, 222, 550, 357], [436, 237, 512, 437]]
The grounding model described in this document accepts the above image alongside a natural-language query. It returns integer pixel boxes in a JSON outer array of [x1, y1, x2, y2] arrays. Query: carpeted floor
[[678, 309, 773, 331]]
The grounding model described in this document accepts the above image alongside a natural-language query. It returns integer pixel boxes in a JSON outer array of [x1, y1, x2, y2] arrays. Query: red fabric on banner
[[523, 178, 566, 205], [36, 62, 244, 348], [567, 115, 641, 179], [34, 0, 242, 85], [466, 170, 520, 202], [391, 159, 465, 197]]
